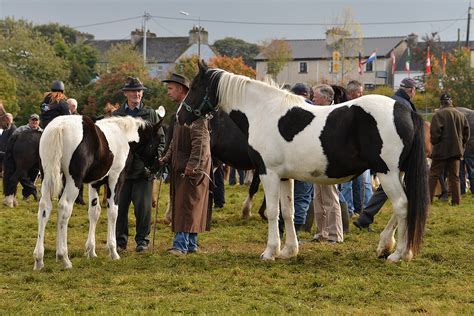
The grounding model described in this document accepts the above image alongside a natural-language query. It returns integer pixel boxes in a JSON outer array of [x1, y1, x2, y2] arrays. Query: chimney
[[131, 28, 157, 46], [188, 26, 208, 45]]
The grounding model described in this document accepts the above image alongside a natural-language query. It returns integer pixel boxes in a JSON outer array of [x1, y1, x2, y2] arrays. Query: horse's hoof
[[241, 213, 250, 220], [111, 252, 120, 260], [260, 253, 275, 261], [85, 251, 97, 259], [278, 246, 298, 259], [387, 252, 402, 263], [33, 260, 44, 271]]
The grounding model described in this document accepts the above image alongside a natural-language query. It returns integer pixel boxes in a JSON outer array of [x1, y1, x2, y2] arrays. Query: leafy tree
[[0, 64, 19, 115], [0, 19, 69, 121], [173, 55, 200, 81], [209, 56, 256, 78], [259, 39, 292, 80], [212, 37, 259, 68], [34, 23, 83, 46], [442, 48, 474, 109], [104, 43, 147, 74]]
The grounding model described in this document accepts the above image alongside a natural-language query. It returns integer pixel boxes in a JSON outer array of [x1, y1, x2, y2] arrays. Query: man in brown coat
[[429, 93, 470, 205], [161, 73, 212, 256]]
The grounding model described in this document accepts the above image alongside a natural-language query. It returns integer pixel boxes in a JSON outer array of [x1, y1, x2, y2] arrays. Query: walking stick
[[152, 168, 165, 254]]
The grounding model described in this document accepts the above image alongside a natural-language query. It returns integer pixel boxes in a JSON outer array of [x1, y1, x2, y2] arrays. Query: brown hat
[[162, 73, 190, 89], [122, 77, 147, 91]]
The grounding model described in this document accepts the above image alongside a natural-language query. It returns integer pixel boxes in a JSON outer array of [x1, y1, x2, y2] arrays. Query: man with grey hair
[[67, 98, 78, 114], [311, 84, 344, 243]]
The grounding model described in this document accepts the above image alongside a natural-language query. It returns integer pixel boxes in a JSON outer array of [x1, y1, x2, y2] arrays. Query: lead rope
[[181, 115, 215, 188]]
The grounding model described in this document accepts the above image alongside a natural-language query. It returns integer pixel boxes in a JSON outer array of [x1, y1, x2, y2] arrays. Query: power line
[[70, 14, 466, 30], [72, 16, 142, 29], [152, 15, 465, 26]]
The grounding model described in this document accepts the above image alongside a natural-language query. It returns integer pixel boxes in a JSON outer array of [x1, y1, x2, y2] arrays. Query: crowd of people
[[0, 73, 472, 256]]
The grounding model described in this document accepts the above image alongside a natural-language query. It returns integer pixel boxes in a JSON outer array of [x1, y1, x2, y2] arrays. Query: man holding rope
[[160, 73, 212, 256]]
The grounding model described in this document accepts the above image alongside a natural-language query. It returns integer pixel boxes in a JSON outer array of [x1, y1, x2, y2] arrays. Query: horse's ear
[[198, 60, 208, 73]]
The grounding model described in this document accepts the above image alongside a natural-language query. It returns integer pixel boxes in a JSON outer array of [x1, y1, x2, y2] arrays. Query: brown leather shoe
[[168, 248, 186, 256]]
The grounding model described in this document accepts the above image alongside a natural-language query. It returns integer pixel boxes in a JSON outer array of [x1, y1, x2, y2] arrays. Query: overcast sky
[[1, 0, 472, 44]]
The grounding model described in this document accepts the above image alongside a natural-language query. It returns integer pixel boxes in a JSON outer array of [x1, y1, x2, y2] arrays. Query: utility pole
[[143, 12, 151, 66], [467, 4, 472, 48]]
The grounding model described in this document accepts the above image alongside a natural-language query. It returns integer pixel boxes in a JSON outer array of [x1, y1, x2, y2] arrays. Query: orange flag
[[425, 46, 431, 74]]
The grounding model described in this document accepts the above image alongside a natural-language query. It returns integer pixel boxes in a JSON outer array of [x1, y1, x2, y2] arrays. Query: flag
[[391, 51, 396, 74], [358, 52, 363, 75], [441, 50, 447, 74], [425, 46, 431, 74], [364, 51, 377, 64], [404, 47, 411, 72]]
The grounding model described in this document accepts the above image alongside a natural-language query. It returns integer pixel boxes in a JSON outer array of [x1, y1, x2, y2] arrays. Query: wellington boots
[[341, 202, 350, 233]]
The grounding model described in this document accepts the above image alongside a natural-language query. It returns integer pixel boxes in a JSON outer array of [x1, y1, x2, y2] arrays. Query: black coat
[[40, 94, 70, 127], [392, 89, 417, 112]]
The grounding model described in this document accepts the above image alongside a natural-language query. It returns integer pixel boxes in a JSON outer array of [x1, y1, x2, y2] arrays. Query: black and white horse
[[33, 115, 162, 270], [177, 62, 429, 262]]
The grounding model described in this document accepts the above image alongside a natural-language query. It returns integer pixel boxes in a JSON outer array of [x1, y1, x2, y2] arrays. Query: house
[[254, 30, 410, 89], [86, 27, 217, 79]]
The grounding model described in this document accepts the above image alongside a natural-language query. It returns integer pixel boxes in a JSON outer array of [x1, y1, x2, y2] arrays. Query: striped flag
[[405, 48, 411, 73], [426, 46, 431, 74], [391, 51, 396, 74]]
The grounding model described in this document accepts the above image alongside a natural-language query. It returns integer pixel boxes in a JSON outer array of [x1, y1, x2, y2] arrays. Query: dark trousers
[[357, 185, 388, 225], [429, 158, 461, 204], [229, 167, 244, 185], [460, 156, 474, 194], [116, 178, 153, 247], [213, 164, 225, 207]]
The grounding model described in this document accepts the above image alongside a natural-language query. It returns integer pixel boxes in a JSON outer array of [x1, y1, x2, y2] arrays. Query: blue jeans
[[294, 180, 314, 225], [340, 170, 373, 214], [172, 232, 198, 253], [229, 167, 245, 185], [460, 156, 474, 194]]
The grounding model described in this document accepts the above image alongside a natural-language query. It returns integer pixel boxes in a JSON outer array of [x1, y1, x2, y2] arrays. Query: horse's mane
[[96, 116, 147, 141], [215, 70, 304, 110]]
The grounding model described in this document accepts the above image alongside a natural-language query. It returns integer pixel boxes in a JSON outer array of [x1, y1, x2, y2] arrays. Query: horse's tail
[[404, 111, 430, 255], [40, 125, 64, 198]]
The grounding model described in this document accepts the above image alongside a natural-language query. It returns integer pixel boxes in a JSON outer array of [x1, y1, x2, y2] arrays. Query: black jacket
[[392, 89, 417, 112], [40, 94, 70, 128]]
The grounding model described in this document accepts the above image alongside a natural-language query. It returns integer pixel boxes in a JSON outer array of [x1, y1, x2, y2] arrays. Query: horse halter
[[181, 89, 216, 119]]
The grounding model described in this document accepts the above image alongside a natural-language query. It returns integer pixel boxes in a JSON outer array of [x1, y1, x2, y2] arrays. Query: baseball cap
[[30, 114, 40, 120], [400, 78, 417, 89]]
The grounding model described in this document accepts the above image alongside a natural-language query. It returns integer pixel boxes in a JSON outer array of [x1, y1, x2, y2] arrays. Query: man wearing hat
[[114, 77, 166, 252], [428, 93, 470, 205], [160, 73, 212, 256], [354, 77, 419, 229], [40, 80, 70, 128]]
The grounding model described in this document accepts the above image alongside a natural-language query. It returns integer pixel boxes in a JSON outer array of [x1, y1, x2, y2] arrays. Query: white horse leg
[[279, 179, 298, 259], [376, 214, 397, 258], [33, 189, 53, 270], [377, 173, 411, 262], [259, 171, 281, 260], [85, 184, 100, 258], [106, 179, 120, 260], [56, 180, 78, 269]]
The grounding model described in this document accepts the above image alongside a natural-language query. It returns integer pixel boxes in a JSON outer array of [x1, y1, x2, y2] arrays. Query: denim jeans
[[460, 156, 474, 194], [172, 232, 198, 253], [229, 167, 245, 185], [294, 180, 314, 225], [340, 170, 373, 214]]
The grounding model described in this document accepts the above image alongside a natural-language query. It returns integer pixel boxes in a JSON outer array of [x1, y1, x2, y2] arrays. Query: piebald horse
[[33, 115, 162, 270], [177, 61, 429, 262]]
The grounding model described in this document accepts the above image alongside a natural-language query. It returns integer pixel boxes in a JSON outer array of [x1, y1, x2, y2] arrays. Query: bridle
[[180, 88, 217, 119]]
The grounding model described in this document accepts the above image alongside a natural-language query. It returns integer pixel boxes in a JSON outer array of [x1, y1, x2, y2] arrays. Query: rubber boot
[[340, 202, 350, 233]]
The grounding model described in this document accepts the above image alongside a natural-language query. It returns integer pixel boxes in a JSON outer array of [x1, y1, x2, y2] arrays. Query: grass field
[[1, 181, 473, 314]]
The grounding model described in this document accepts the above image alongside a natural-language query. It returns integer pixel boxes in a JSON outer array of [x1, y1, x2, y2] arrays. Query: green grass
[[1, 181, 473, 314]]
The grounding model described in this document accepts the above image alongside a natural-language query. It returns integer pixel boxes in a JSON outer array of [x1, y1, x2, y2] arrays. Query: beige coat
[[164, 118, 212, 233]]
